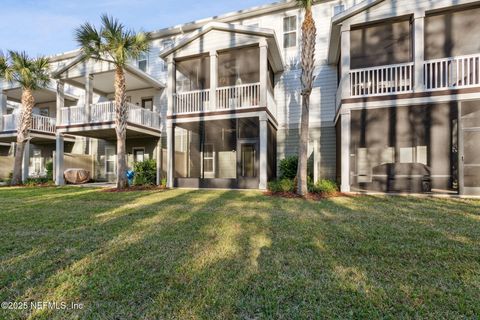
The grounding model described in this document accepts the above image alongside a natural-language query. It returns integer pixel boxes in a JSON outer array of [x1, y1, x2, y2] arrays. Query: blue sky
[[0, 0, 274, 57]]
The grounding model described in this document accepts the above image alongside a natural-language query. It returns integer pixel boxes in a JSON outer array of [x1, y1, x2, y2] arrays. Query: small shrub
[[160, 177, 167, 188], [311, 179, 338, 195], [133, 159, 157, 186], [279, 156, 297, 179], [268, 179, 295, 193], [24, 177, 51, 186], [45, 161, 53, 180]]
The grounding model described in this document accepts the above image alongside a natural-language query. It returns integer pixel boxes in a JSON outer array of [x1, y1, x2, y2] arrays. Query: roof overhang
[[52, 55, 165, 94], [327, 0, 385, 65], [3, 85, 78, 104], [160, 21, 284, 72]]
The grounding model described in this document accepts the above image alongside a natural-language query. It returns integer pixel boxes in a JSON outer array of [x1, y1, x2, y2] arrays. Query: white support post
[[340, 25, 351, 99], [85, 73, 93, 122], [313, 138, 320, 183], [340, 109, 351, 193], [56, 80, 64, 125], [259, 113, 268, 190], [166, 121, 174, 188], [55, 133, 65, 186], [167, 58, 176, 117], [209, 50, 218, 110], [0, 90, 7, 132], [22, 140, 30, 182], [413, 11, 425, 92], [259, 38, 269, 108], [156, 138, 161, 185]]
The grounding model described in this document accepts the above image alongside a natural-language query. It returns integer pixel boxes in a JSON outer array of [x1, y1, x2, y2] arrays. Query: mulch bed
[[264, 191, 345, 200], [102, 185, 168, 193]]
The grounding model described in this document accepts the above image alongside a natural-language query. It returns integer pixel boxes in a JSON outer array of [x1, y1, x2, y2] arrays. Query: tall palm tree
[[1, 51, 50, 185], [75, 15, 151, 189], [296, 0, 317, 195]]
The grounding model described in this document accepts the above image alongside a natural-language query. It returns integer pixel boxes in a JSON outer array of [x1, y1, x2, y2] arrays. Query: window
[[333, 4, 345, 16], [133, 148, 145, 162], [137, 52, 148, 72], [203, 144, 215, 178], [141, 98, 153, 111], [283, 16, 297, 48], [241, 144, 256, 177], [105, 148, 116, 174], [161, 39, 174, 72]]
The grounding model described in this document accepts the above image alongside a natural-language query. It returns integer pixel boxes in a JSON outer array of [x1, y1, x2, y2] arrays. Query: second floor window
[[137, 52, 148, 72], [283, 16, 297, 48]]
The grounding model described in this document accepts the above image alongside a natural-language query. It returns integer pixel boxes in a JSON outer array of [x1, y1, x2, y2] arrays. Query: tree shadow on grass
[[1, 191, 479, 319]]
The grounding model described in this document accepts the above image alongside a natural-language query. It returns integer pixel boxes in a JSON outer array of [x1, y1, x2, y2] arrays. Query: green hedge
[[267, 179, 295, 193], [133, 159, 157, 186], [279, 156, 297, 179], [310, 179, 338, 195]]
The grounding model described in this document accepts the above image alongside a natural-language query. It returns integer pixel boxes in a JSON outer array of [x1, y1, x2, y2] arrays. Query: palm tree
[[1, 51, 50, 185], [296, 0, 317, 195], [75, 15, 151, 189]]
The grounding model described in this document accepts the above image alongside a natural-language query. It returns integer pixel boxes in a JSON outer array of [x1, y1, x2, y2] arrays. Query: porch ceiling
[[65, 69, 159, 95], [4, 86, 78, 104], [59, 123, 160, 139], [53, 56, 164, 94], [0, 131, 70, 144]]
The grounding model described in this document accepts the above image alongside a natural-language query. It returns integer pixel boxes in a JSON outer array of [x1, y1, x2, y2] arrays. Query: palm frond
[[3, 51, 50, 90], [296, 0, 313, 9], [75, 21, 102, 59], [75, 15, 151, 67]]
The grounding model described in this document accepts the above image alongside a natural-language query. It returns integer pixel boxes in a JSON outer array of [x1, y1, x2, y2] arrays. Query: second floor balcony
[[2, 113, 56, 134], [160, 22, 283, 121], [347, 53, 480, 98], [60, 101, 161, 130]]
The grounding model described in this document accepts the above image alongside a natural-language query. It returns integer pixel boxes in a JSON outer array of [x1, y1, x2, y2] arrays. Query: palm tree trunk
[[11, 89, 35, 185], [115, 66, 128, 189], [297, 6, 317, 196]]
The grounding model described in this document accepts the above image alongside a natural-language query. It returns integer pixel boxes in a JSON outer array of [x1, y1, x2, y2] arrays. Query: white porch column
[[259, 38, 268, 108], [55, 133, 65, 186], [413, 11, 426, 92], [259, 113, 268, 190], [167, 58, 176, 117], [85, 73, 93, 122], [340, 109, 351, 193], [0, 90, 7, 132], [156, 138, 161, 185], [340, 25, 351, 100], [56, 80, 64, 125], [166, 121, 174, 188], [22, 140, 30, 182], [209, 50, 218, 110], [313, 138, 320, 183]]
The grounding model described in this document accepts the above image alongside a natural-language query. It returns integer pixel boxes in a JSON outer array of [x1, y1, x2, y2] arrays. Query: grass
[[0, 187, 479, 319]]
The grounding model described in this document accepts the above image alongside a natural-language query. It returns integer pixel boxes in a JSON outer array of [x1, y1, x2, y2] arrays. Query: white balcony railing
[[350, 62, 414, 97], [61, 102, 160, 130], [32, 114, 56, 133], [267, 89, 277, 119], [173, 89, 210, 114], [2, 113, 56, 133], [61, 106, 85, 125], [216, 83, 260, 110], [424, 53, 480, 91]]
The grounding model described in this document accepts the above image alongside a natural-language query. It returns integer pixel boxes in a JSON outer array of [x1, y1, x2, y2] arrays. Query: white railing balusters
[[173, 89, 209, 114], [216, 83, 260, 110], [172, 83, 264, 115], [1, 113, 55, 133], [349, 62, 414, 97], [60, 101, 160, 130], [424, 53, 480, 91]]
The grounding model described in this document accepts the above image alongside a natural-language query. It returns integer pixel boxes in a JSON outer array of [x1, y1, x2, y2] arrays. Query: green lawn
[[0, 187, 479, 319]]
